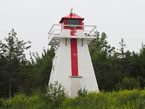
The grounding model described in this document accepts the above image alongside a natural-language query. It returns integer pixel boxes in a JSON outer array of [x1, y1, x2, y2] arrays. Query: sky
[[0, 0, 145, 59]]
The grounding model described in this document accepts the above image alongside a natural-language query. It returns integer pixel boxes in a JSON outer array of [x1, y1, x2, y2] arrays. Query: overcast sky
[[0, 0, 145, 58]]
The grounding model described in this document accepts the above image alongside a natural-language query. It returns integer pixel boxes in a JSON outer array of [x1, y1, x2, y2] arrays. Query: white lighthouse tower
[[48, 12, 99, 97]]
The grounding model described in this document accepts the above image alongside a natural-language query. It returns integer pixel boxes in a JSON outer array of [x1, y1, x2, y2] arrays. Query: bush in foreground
[[60, 89, 145, 109], [1, 81, 67, 109], [1, 89, 145, 109]]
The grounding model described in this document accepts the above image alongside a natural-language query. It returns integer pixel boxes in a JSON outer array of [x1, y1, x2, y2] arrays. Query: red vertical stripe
[[70, 29, 78, 76], [71, 38, 78, 76]]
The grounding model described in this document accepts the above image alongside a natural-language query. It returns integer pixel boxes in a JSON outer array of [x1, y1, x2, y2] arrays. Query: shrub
[[78, 88, 88, 97], [116, 77, 140, 90], [0, 98, 3, 106], [1, 81, 67, 109], [117, 89, 141, 105], [46, 81, 67, 109], [0, 98, 4, 106], [2, 94, 28, 108], [60, 89, 145, 109]]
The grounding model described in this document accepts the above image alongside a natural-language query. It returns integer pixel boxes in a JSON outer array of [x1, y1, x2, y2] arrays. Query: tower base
[[70, 76, 82, 98]]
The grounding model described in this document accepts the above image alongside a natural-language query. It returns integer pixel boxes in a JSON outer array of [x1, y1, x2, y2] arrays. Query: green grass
[[60, 89, 145, 109], [1, 89, 145, 109]]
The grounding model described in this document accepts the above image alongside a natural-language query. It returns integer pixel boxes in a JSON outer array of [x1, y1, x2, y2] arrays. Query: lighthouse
[[48, 11, 99, 97]]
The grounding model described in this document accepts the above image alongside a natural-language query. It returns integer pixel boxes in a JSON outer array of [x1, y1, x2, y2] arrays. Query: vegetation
[[0, 89, 145, 109], [0, 29, 31, 98], [0, 81, 66, 109], [89, 32, 145, 91], [1, 29, 145, 108], [60, 89, 145, 109]]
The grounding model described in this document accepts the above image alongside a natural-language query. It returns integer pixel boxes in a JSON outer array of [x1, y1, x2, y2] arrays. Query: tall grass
[[1, 89, 145, 109], [60, 89, 145, 109], [1, 81, 67, 109]]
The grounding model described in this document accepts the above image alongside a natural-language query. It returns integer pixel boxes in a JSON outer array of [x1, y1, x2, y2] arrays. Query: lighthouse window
[[67, 19, 80, 28]]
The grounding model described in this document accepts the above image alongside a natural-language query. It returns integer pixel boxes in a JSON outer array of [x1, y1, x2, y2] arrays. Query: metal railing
[[48, 24, 97, 44]]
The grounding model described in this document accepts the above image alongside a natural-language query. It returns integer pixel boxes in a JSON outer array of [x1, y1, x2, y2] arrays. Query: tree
[[0, 54, 8, 97], [138, 44, 145, 87], [0, 29, 31, 97], [117, 38, 126, 58], [28, 47, 55, 91], [89, 32, 116, 91], [115, 77, 140, 90]]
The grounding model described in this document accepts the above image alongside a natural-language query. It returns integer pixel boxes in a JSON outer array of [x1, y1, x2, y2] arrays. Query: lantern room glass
[[67, 19, 80, 28]]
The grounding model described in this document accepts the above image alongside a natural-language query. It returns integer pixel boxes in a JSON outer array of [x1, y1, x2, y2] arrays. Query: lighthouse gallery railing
[[48, 24, 97, 45]]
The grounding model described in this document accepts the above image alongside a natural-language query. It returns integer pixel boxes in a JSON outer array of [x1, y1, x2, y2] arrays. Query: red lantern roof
[[59, 13, 84, 23]]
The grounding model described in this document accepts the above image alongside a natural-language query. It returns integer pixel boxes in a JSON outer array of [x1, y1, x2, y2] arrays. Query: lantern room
[[59, 13, 84, 30]]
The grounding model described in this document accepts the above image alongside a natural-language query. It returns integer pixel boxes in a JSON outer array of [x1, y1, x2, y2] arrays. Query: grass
[[0, 89, 145, 109], [60, 89, 145, 109]]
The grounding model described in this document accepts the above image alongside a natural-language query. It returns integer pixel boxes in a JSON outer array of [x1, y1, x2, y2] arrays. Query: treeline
[[0, 29, 55, 98], [0, 29, 145, 98], [89, 32, 145, 91]]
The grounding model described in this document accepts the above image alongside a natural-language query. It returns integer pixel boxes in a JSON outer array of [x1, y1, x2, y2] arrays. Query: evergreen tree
[[89, 32, 115, 91], [24, 47, 55, 93], [0, 29, 31, 97]]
